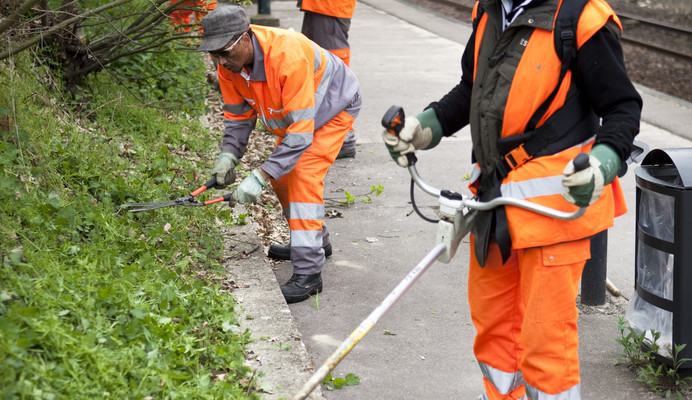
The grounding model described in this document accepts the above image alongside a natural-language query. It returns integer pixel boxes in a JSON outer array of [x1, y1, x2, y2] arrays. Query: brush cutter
[[291, 106, 589, 400]]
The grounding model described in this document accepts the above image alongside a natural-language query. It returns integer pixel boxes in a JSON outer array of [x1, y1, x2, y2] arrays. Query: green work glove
[[562, 144, 621, 207], [381, 108, 443, 168], [211, 152, 239, 189], [230, 169, 268, 206]]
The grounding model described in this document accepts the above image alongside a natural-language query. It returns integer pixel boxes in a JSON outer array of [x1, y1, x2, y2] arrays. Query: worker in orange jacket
[[198, 4, 362, 303], [383, 0, 642, 398], [169, 0, 217, 33], [298, 0, 358, 159]]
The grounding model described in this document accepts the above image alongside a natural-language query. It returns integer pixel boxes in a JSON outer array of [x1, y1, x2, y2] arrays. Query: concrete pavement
[[231, 1, 692, 399]]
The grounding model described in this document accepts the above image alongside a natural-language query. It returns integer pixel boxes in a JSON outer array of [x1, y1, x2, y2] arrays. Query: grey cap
[[197, 4, 249, 52]]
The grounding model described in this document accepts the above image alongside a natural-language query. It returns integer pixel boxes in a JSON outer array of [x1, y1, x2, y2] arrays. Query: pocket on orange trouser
[[520, 238, 590, 395], [469, 237, 591, 396]]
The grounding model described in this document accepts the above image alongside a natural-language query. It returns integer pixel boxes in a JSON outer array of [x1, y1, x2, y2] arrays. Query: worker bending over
[[199, 4, 362, 303]]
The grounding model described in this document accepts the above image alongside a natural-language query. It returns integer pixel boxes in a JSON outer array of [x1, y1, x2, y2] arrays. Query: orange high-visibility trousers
[[468, 235, 591, 399], [269, 110, 355, 274], [301, 11, 351, 66]]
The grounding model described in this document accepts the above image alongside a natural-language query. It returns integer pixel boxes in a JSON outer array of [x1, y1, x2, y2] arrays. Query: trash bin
[[627, 148, 692, 367]]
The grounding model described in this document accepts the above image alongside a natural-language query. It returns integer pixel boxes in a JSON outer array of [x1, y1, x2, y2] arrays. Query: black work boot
[[336, 146, 356, 159], [281, 273, 323, 304], [267, 243, 333, 261], [336, 136, 356, 159]]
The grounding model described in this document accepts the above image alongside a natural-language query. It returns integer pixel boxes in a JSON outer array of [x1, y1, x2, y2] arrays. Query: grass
[[1, 52, 260, 399]]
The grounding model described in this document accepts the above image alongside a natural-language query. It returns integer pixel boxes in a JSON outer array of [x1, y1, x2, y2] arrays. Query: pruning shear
[[121, 177, 234, 212]]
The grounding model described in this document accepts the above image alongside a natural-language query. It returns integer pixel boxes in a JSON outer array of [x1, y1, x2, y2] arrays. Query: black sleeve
[[575, 26, 643, 162], [426, 30, 475, 137]]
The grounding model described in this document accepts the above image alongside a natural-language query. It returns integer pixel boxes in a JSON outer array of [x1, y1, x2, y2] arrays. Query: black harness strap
[[473, 0, 592, 267], [526, 0, 587, 132]]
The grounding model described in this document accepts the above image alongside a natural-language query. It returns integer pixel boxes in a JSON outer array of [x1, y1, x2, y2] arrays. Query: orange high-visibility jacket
[[470, 0, 628, 249], [217, 25, 360, 180], [301, 0, 357, 19], [169, 0, 216, 31]]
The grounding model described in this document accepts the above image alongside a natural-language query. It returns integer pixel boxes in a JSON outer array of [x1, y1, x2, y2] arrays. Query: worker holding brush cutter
[[381, 0, 641, 398], [197, 4, 362, 304]]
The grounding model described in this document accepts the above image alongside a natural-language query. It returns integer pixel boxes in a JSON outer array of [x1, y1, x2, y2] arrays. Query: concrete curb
[[223, 221, 325, 400]]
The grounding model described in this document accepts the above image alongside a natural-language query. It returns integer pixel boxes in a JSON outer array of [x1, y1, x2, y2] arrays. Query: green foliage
[[343, 190, 357, 205], [80, 36, 209, 116], [1, 52, 258, 399], [309, 292, 321, 310], [99, 44, 209, 116], [340, 184, 384, 206], [615, 317, 692, 398], [361, 184, 384, 204], [322, 373, 360, 391]]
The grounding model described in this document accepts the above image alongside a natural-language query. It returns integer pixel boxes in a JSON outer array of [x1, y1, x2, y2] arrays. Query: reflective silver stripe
[[479, 362, 525, 395], [525, 382, 580, 400], [497, 137, 595, 200], [290, 229, 322, 247], [290, 202, 325, 220], [263, 108, 316, 131], [470, 164, 482, 186], [284, 108, 315, 125], [312, 42, 334, 112], [478, 395, 525, 400], [223, 102, 253, 115], [283, 132, 314, 147], [500, 175, 564, 199], [223, 118, 255, 130]]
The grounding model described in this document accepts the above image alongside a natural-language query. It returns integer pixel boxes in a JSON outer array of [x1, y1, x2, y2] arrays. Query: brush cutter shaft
[[293, 159, 589, 399], [292, 243, 447, 400]]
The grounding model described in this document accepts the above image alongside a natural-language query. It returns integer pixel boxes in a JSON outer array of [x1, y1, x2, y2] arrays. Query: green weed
[[615, 317, 692, 398], [309, 291, 322, 310], [339, 184, 384, 206], [322, 373, 360, 391]]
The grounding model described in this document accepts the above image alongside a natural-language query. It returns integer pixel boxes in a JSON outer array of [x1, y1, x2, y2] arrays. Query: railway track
[[403, 0, 692, 102], [409, 0, 692, 62], [618, 12, 692, 62]]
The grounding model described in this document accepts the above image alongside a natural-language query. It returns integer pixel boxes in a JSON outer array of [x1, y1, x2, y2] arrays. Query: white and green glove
[[381, 108, 443, 168], [230, 169, 268, 206], [211, 152, 239, 189], [562, 144, 621, 207]]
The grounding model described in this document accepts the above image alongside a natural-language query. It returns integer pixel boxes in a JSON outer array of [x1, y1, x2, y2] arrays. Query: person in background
[[169, 0, 217, 33], [198, 4, 362, 303], [298, 0, 358, 159], [382, 0, 642, 398]]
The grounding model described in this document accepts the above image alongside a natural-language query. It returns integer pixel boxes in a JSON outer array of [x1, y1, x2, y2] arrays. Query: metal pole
[[292, 243, 447, 400], [581, 230, 607, 305], [258, 0, 270, 15]]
